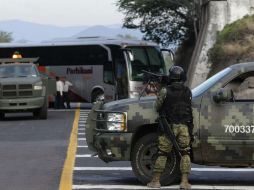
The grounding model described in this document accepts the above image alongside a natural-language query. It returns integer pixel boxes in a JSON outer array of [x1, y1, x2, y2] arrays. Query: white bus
[[0, 37, 172, 103]]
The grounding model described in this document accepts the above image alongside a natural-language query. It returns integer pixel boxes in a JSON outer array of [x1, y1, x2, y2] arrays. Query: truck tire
[[131, 132, 180, 186], [33, 99, 48, 119], [91, 89, 104, 103], [0, 113, 5, 120]]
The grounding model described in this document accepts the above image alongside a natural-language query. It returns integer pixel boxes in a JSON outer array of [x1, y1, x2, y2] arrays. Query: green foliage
[[116, 0, 195, 47], [209, 15, 254, 76], [0, 31, 13, 43]]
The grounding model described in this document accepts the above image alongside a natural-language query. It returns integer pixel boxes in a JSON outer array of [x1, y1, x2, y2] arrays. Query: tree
[[116, 0, 195, 47], [0, 31, 13, 43]]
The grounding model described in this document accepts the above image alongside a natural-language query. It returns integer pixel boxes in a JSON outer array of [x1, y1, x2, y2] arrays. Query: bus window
[[127, 48, 148, 81], [127, 47, 165, 81], [147, 47, 165, 74], [103, 62, 114, 84]]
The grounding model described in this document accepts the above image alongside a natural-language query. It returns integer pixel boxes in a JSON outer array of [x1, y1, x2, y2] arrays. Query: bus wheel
[[91, 89, 104, 103], [131, 132, 180, 186]]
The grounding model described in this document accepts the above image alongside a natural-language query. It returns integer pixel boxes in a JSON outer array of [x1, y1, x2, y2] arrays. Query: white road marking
[[78, 138, 86, 141], [192, 168, 254, 172], [77, 145, 88, 148], [73, 166, 254, 172], [76, 154, 98, 158], [78, 128, 85, 130], [72, 184, 254, 189], [78, 133, 86, 135], [79, 121, 86, 123], [74, 167, 132, 170], [48, 109, 75, 112]]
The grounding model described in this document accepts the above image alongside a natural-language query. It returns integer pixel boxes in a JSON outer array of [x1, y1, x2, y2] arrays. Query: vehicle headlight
[[34, 82, 43, 90], [107, 113, 126, 131]]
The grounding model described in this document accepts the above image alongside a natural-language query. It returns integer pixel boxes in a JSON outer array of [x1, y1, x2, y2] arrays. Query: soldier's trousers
[[153, 123, 191, 174]]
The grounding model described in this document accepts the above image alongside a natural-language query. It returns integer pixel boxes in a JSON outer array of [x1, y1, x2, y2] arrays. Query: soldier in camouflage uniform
[[147, 66, 193, 189]]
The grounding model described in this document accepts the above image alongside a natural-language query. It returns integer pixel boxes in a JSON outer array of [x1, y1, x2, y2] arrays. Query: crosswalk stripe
[[192, 168, 254, 172], [72, 184, 254, 190], [78, 133, 85, 135], [78, 138, 86, 140], [73, 166, 254, 172], [74, 167, 132, 170], [76, 154, 98, 158], [77, 145, 88, 148]]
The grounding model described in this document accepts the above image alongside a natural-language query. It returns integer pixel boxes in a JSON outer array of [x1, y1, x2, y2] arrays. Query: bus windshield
[[127, 47, 165, 81]]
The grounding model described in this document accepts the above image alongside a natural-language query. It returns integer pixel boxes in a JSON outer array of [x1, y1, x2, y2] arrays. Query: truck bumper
[[94, 132, 133, 162], [0, 97, 45, 111]]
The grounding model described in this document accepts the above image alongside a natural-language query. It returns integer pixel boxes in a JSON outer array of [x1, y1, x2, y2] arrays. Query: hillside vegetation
[[208, 15, 254, 76]]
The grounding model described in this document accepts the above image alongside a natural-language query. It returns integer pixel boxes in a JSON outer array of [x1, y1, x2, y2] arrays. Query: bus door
[[103, 61, 116, 101]]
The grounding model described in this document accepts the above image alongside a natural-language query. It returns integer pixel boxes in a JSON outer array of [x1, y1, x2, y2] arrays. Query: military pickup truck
[[86, 62, 254, 185], [0, 58, 55, 119]]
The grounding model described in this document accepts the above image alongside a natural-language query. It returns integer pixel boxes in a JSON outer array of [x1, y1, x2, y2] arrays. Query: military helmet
[[168, 66, 186, 82]]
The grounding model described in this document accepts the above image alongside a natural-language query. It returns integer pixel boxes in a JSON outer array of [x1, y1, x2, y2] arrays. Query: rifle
[[157, 115, 182, 158], [139, 70, 168, 99]]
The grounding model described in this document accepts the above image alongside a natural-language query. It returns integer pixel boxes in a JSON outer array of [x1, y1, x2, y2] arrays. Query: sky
[[0, 0, 125, 26]]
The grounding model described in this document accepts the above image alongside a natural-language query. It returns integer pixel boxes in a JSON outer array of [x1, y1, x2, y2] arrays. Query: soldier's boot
[[147, 172, 161, 188], [180, 174, 191, 189]]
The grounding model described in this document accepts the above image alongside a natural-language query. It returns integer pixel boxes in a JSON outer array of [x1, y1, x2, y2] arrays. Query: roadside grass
[[208, 14, 254, 77]]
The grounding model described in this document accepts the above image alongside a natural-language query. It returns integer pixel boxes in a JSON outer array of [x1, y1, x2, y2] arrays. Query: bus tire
[[131, 132, 180, 186], [91, 89, 104, 103]]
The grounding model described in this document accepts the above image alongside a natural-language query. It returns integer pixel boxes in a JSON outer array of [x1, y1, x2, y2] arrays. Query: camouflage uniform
[[153, 87, 191, 174], [147, 79, 193, 189]]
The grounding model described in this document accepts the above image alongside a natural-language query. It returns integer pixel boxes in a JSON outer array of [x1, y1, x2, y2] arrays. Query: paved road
[[1, 107, 254, 190], [73, 109, 254, 190], [0, 110, 75, 190]]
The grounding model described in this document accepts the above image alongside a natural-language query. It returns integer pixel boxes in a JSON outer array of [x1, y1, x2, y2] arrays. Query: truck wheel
[[0, 113, 5, 120], [33, 99, 48, 119], [131, 132, 180, 186], [91, 89, 104, 103]]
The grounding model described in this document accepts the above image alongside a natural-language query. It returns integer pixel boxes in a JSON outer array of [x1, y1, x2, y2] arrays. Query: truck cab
[[0, 58, 55, 119], [86, 62, 254, 185]]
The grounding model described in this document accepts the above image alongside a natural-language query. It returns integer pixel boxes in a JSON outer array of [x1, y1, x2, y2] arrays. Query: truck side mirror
[[213, 88, 234, 103]]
